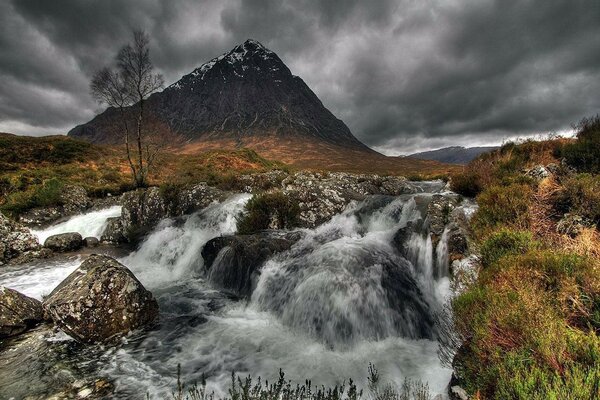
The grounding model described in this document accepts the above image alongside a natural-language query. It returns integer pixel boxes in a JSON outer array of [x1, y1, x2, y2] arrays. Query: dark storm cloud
[[1, 0, 599, 153]]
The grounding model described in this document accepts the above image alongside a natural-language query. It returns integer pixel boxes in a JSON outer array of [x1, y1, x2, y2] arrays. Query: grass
[[0, 134, 290, 218], [448, 116, 600, 399]]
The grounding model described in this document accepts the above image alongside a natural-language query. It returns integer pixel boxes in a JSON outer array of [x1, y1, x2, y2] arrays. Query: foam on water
[[32, 205, 122, 244]]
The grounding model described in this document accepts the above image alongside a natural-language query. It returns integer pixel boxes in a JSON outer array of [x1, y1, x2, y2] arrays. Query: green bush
[[237, 191, 300, 234], [480, 229, 535, 267], [450, 170, 482, 197], [0, 178, 64, 216]]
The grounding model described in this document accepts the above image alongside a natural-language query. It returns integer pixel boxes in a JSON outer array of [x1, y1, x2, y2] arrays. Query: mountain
[[407, 146, 498, 164], [68, 39, 458, 175], [69, 39, 368, 151]]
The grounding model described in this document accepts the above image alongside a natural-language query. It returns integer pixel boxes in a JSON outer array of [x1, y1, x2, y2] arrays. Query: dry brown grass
[[179, 134, 459, 177]]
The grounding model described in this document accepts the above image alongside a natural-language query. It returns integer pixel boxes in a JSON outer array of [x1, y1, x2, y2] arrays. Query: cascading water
[[0, 184, 465, 399], [32, 205, 122, 244]]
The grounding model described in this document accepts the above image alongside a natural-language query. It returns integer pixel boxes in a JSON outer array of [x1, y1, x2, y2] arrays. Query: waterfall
[[31, 205, 122, 244], [0, 187, 460, 399], [121, 194, 251, 288]]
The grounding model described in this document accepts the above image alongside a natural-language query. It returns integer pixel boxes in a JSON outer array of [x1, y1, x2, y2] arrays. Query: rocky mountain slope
[[69, 39, 369, 151]]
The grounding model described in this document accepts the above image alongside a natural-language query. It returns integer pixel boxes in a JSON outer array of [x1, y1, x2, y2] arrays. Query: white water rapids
[[31, 205, 122, 244], [0, 186, 465, 399]]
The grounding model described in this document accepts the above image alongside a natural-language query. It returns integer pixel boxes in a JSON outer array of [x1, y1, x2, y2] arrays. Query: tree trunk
[[136, 98, 145, 188]]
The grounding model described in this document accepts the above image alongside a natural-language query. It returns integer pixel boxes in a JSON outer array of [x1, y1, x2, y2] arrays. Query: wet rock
[[0, 287, 44, 338], [0, 325, 115, 399], [428, 195, 459, 238], [280, 172, 420, 228], [557, 213, 593, 238], [173, 183, 227, 215], [233, 170, 289, 192], [44, 232, 83, 252], [117, 184, 227, 241], [43, 254, 158, 343], [100, 217, 127, 243], [0, 211, 43, 265], [525, 165, 550, 180], [447, 224, 468, 261], [202, 232, 302, 297], [83, 237, 99, 247], [450, 255, 481, 295], [120, 187, 167, 236]]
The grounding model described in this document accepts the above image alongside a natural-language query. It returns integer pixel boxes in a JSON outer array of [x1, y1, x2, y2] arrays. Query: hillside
[[447, 118, 600, 398], [408, 146, 498, 164]]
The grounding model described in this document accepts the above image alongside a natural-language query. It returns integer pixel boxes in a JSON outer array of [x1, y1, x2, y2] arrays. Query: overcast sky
[[1, 0, 599, 154]]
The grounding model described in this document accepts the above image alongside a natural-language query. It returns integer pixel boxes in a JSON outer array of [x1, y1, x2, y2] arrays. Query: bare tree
[[90, 30, 164, 188]]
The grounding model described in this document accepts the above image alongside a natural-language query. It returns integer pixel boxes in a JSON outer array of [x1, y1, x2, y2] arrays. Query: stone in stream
[[0, 211, 46, 265], [202, 231, 302, 297], [83, 236, 100, 247], [100, 217, 127, 243], [43, 254, 159, 343], [0, 286, 45, 338], [44, 232, 84, 252]]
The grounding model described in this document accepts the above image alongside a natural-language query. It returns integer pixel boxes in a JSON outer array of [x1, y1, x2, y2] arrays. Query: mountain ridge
[[407, 146, 498, 164]]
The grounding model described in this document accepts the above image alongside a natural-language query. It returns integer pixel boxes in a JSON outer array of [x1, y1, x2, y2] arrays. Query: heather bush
[[237, 191, 300, 234]]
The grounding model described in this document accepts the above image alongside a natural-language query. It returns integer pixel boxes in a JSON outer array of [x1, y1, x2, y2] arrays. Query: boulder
[[119, 184, 227, 240], [525, 165, 550, 180], [0, 287, 44, 338], [43, 254, 158, 343], [83, 237, 100, 247], [0, 212, 43, 265], [557, 213, 593, 238], [279, 172, 421, 228], [202, 232, 302, 296], [427, 194, 459, 237], [44, 232, 83, 252], [101, 217, 127, 243]]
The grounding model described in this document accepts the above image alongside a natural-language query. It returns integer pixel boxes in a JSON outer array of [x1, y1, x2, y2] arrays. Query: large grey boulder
[[202, 232, 302, 297], [44, 232, 83, 252], [279, 172, 418, 228], [0, 287, 44, 338], [0, 212, 46, 265], [43, 254, 158, 343]]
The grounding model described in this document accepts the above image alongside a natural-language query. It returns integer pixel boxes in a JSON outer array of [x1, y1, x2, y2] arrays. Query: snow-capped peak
[[169, 39, 280, 90]]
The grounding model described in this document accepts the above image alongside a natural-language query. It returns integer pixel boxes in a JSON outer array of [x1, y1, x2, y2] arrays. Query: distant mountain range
[[407, 146, 498, 164]]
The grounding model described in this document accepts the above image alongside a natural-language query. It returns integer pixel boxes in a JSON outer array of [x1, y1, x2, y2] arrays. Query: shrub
[[561, 116, 600, 173], [0, 177, 64, 216], [480, 229, 535, 267], [237, 191, 300, 234], [167, 365, 432, 400], [450, 169, 482, 197], [554, 174, 600, 228], [472, 183, 533, 234]]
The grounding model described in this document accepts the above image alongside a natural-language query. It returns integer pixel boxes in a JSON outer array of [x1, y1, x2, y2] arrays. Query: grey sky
[[1, 0, 599, 154]]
